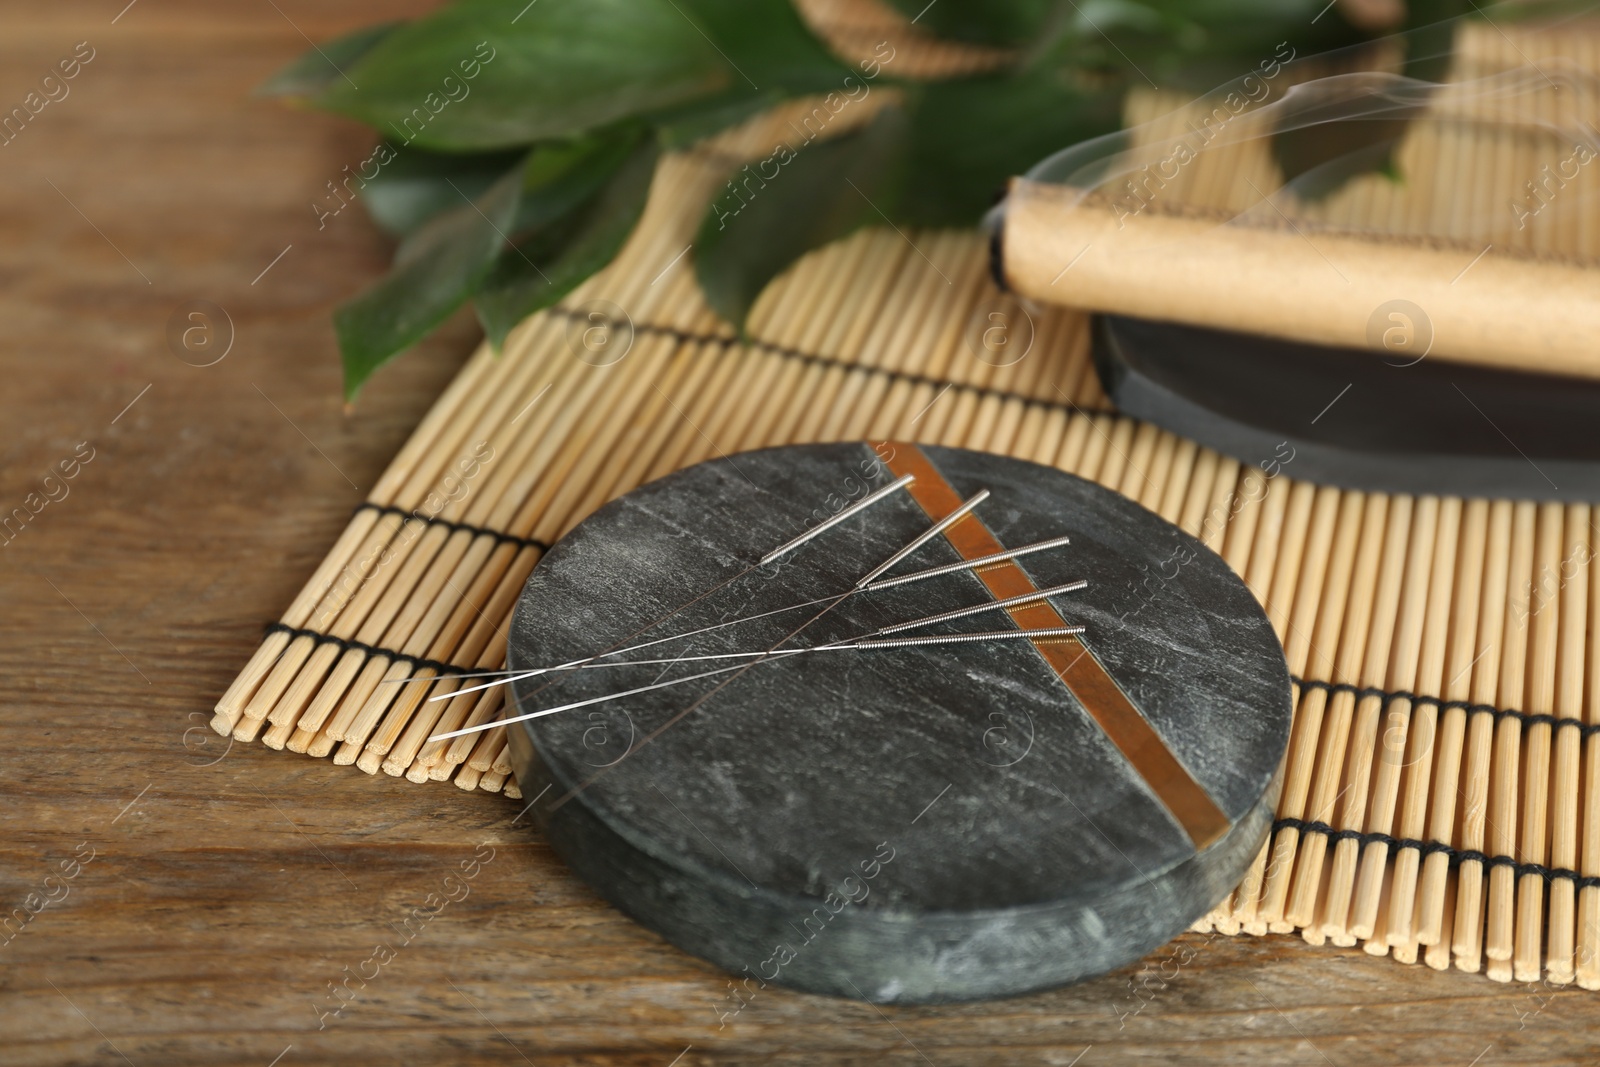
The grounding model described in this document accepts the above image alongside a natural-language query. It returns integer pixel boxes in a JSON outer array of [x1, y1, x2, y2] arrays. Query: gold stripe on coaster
[[881, 441, 1231, 850]]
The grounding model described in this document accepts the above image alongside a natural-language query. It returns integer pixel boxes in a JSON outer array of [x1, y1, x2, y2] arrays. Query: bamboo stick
[[1454, 500, 1515, 972], [1350, 496, 1441, 943], [1513, 503, 1563, 980], [1384, 497, 1461, 953], [1261, 487, 1355, 932], [1425, 868, 1459, 970], [1287, 492, 1387, 935], [1544, 504, 1589, 983], [1579, 505, 1600, 989], [1321, 494, 1412, 946], [1485, 502, 1536, 981]]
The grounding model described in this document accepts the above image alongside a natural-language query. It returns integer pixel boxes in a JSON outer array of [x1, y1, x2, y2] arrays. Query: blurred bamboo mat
[[1004, 20, 1600, 375], [214, 8, 1600, 995], [1121, 22, 1599, 257]]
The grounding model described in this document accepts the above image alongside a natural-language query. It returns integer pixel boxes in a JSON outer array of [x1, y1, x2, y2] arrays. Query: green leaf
[[258, 22, 398, 99], [694, 108, 908, 329], [655, 89, 786, 149], [1270, 127, 1403, 202], [475, 139, 661, 346], [896, 70, 1123, 226], [358, 144, 528, 237], [1272, 125, 1418, 201], [512, 128, 648, 233], [883, 0, 1059, 47], [335, 160, 523, 401], [689, 71, 1120, 326], [656, 0, 859, 148], [1269, 2, 1466, 200], [674, 0, 857, 94], [1030, 1, 1367, 88], [317, 0, 732, 151]]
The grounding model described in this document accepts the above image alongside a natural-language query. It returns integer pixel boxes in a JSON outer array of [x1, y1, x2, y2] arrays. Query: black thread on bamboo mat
[[352, 503, 550, 553], [545, 306, 1112, 416], [248, 619, 1600, 888], [250, 627, 1579, 746], [1270, 817, 1600, 889], [262, 622, 473, 679], [1290, 676, 1600, 738]]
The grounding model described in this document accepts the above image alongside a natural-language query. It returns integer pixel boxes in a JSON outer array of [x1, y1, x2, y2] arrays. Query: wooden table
[[2, 2, 1597, 1064]]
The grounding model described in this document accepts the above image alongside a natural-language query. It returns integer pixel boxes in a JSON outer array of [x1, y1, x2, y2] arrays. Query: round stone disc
[[505, 442, 1290, 1003]]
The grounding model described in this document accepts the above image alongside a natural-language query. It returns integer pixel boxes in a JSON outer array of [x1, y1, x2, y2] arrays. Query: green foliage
[[476, 137, 661, 346], [257, 22, 397, 99], [1267, 0, 1477, 198], [695, 108, 908, 327], [318, 0, 729, 150], [358, 145, 527, 237], [675, 0, 857, 92], [692, 70, 1127, 326], [265, 0, 1505, 399], [895, 70, 1125, 227], [335, 163, 521, 401], [655, 90, 787, 149]]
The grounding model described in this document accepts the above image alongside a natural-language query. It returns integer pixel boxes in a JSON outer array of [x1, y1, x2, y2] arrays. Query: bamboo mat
[[215, 14, 1600, 991]]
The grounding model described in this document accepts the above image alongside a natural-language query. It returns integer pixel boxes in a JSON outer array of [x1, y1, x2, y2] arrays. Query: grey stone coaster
[[506, 442, 1291, 1003]]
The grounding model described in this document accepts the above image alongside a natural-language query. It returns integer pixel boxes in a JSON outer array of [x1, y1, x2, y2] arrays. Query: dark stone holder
[[506, 443, 1291, 1003], [1093, 314, 1600, 501]]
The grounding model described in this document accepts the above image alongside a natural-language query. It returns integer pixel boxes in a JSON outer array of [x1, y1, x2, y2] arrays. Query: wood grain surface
[[2, 2, 1598, 1065]]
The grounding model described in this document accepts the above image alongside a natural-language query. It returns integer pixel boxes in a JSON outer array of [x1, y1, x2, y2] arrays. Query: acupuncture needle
[[579, 471, 914, 650], [479, 473, 917, 700], [757, 474, 917, 565], [549, 517, 1085, 811], [570, 486, 989, 661], [874, 579, 1088, 635], [432, 488, 995, 701], [427, 626, 1088, 741], [854, 489, 989, 588], [429, 580, 1089, 682], [430, 500, 999, 737], [395, 521, 1075, 690], [861, 534, 1073, 591], [563, 579, 1091, 665], [508, 486, 985, 668], [379, 593, 846, 686]]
